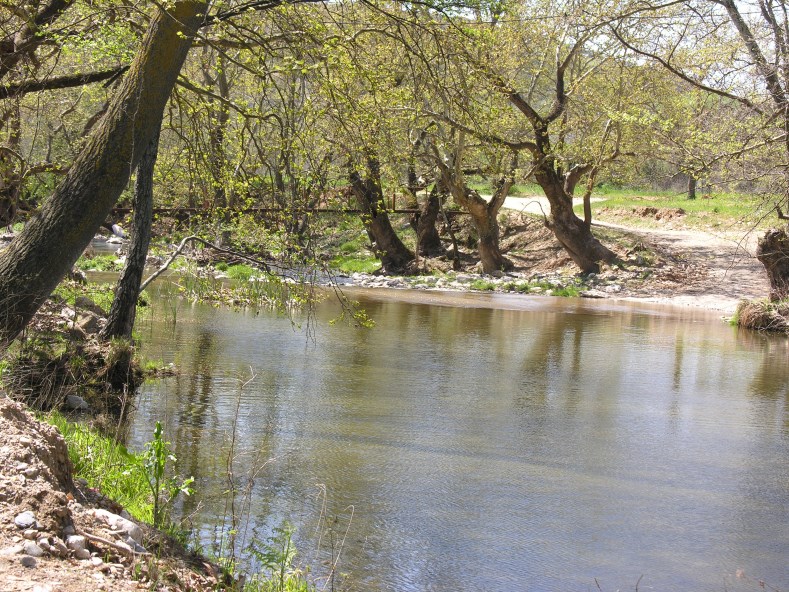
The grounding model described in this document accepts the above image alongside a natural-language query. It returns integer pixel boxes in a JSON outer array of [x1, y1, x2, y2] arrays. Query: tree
[[0, 1, 207, 349], [100, 129, 159, 341]]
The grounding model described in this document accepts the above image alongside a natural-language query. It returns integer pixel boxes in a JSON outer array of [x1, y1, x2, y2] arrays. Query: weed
[[246, 522, 315, 592], [43, 412, 153, 521], [143, 421, 194, 528], [75, 253, 122, 272], [469, 279, 497, 291]]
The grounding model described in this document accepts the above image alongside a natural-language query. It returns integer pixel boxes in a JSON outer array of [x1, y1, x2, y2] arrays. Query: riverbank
[[0, 397, 226, 591], [327, 214, 768, 316]]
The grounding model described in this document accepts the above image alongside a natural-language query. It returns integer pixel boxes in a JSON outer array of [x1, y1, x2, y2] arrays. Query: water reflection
[[129, 289, 789, 591]]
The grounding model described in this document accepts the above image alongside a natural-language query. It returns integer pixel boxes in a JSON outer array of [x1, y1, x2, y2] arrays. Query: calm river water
[[128, 288, 789, 591]]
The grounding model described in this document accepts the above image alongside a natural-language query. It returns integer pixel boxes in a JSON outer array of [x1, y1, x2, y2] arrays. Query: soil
[[0, 398, 226, 591], [0, 206, 775, 590]]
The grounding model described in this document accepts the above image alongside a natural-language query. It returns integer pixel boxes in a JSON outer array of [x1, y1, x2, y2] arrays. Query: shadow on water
[[128, 287, 789, 592]]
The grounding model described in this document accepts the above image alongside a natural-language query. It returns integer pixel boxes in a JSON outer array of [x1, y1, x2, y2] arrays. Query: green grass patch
[[581, 187, 767, 230], [469, 279, 497, 291], [75, 253, 122, 272], [52, 280, 115, 311], [329, 255, 381, 274], [43, 412, 152, 522], [226, 264, 257, 281]]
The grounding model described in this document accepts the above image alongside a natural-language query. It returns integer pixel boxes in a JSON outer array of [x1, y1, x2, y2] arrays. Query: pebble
[[50, 537, 69, 557], [22, 467, 39, 479], [23, 529, 38, 540], [20, 555, 37, 568], [14, 510, 36, 529], [66, 534, 87, 552], [0, 544, 24, 556], [91, 556, 104, 567], [18, 436, 32, 446], [33, 585, 53, 592], [74, 548, 91, 560], [22, 541, 45, 557]]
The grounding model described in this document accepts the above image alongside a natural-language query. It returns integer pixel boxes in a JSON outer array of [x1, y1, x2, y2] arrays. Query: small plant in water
[[246, 521, 314, 592], [143, 421, 194, 528]]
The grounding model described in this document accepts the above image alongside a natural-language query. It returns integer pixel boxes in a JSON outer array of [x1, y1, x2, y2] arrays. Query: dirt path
[[501, 195, 769, 313]]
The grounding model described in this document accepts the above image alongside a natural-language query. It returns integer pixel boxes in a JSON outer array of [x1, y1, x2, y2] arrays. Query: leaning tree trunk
[[537, 169, 616, 274], [757, 228, 789, 301], [0, 2, 205, 350], [100, 130, 160, 341], [349, 161, 414, 273]]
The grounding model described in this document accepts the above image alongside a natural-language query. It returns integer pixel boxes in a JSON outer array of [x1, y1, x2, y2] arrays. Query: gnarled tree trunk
[[349, 159, 414, 273], [0, 2, 206, 349], [536, 167, 616, 274]]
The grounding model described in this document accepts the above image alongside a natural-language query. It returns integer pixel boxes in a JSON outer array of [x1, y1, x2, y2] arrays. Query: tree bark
[[0, 2, 206, 349], [415, 186, 445, 257], [100, 130, 160, 341], [536, 166, 616, 274], [687, 176, 697, 200], [438, 165, 512, 274], [349, 159, 415, 273], [757, 229, 789, 301]]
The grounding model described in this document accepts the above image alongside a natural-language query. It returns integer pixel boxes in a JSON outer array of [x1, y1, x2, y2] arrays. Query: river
[[127, 287, 789, 591]]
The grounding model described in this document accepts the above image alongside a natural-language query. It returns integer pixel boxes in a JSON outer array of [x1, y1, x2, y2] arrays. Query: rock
[[74, 548, 91, 560], [22, 541, 44, 557], [91, 556, 104, 567], [66, 534, 87, 552], [50, 537, 69, 557], [23, 529, 38, 540], [64, 395, 89, 410], [77, 311, 104, 335], [33, 585, 53, 592], [20, 555, 37, 568], [22, 466, 39, 479], [0, 544, 24, 556], [581, 290, 607, 299], [92, 508, 143, 544], [62, 525, 76, 536], [14, 510, 36, 529]]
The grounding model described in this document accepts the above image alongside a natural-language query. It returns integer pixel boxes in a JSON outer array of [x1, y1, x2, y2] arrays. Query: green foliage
[[43, 412, 152, 522], [245, 522, 315, 592], [226, 264, 257, 281], [470, 279, 497, 291], [143, 422, 194, 529], [52, 280, 115, 312], [75, 254, 122, 272]]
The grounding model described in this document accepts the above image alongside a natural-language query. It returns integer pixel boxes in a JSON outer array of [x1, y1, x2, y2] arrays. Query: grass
[[75, 253, 123, 272], [52, 280, 116, 311], [578, 186, 768, 231], [43, 411, 153, 522], [329, 254, 381, 274]]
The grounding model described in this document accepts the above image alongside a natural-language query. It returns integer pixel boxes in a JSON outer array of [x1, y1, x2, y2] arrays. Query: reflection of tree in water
[[740, 331, 789, 425]]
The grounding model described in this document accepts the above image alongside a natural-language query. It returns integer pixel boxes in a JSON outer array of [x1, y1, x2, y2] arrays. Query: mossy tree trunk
[[0, 2, 206, 349]]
